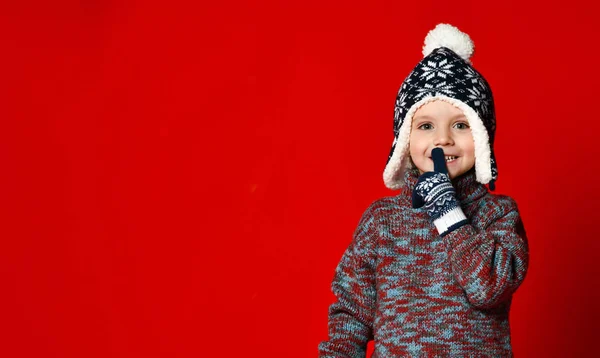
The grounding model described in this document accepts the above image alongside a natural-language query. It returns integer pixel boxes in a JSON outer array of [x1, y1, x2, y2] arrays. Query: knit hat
[[383, 23, 498, 191]]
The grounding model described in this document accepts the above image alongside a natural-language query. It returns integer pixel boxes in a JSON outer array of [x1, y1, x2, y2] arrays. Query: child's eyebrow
[[413, 114, 467, 121]]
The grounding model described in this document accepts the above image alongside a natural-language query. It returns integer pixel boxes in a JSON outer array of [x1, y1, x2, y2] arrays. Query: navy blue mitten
[[412, 148, 469, 236]]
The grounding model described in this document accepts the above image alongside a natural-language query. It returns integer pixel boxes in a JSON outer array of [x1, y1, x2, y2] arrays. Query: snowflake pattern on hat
[[391, 48, 496, 142]]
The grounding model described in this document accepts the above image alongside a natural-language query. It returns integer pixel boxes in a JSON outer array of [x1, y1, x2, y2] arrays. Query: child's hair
[[408, 155, 416, 169]]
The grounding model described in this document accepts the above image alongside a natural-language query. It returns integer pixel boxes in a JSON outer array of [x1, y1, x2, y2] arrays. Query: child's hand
[[412, 148, 461, 222]]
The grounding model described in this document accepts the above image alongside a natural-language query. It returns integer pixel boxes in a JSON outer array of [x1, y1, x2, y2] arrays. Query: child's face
[[409, 100, 475, 179]]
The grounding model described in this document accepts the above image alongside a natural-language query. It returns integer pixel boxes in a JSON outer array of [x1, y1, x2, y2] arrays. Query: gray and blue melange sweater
[[319, 166, 529, 357]]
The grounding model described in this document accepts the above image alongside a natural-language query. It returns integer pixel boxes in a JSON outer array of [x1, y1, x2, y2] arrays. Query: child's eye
[[416, 122, 470, 130]]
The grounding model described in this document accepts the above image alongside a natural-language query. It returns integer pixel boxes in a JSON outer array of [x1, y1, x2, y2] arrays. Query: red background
[[2, 1, 599, 357]]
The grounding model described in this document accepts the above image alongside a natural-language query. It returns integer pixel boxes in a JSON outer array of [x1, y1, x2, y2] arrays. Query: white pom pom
[[422, 23, 474, 63]]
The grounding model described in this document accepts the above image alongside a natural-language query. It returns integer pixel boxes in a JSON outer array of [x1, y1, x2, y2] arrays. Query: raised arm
[[442, 197, 529, 310], [318, 204, 378, 357]]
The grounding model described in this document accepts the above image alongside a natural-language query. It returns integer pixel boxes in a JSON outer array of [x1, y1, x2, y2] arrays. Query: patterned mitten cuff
[[431, 200, 468, 237]]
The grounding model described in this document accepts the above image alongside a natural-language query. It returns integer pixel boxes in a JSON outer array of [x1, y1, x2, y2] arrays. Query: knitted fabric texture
[[318, 168, 529, 357]]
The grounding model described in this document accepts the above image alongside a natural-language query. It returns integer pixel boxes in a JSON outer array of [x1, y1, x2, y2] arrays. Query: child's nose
[[434, 130, 454, 146]]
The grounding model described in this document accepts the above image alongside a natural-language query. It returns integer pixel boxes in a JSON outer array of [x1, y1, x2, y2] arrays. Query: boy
[[318, 24, 529, 357]]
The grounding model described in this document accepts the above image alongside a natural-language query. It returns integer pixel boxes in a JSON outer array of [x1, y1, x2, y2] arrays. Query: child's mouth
[[430, 156, 459, 164]]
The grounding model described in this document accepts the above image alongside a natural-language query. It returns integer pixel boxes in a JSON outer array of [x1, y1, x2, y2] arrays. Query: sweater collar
[[401, 166, 488, 205]]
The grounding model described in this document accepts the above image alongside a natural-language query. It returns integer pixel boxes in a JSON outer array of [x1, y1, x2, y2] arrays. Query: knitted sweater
[[318, 167, 529, 357]]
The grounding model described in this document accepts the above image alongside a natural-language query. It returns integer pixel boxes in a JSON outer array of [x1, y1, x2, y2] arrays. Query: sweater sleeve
[[441, 196, 529, 310], [318, 204, 378, 358]]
